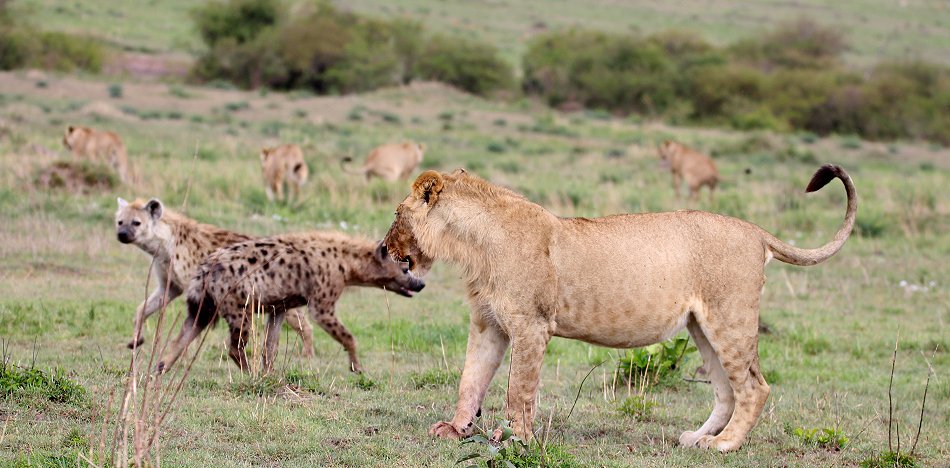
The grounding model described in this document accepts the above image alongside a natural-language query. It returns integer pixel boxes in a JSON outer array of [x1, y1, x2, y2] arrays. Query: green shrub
[[0, 26, 103, 72], [617, 336, 696, 386], [0, 363, 87, 405], [416, 34, 513, 96], [108, 83, 123, 99], [459, 425, 579, 468], [730, 17, 846, 70], [617, 395, 657, 420], [408, 368, 459, 389], [861, 451, 919, 468], [789, 426, 848, 450]]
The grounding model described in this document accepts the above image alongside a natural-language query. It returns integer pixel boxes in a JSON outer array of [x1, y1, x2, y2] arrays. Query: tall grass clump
[[0, 2, 103, 72]]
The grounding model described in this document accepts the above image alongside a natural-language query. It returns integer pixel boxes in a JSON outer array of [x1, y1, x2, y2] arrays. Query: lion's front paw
[[697, 435, 741, 452], [429, 421, 465, 439]]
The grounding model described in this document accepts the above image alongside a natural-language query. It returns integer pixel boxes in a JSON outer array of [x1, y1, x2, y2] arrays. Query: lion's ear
[[67, 126, 75, 133], [145, 198, 164, 221], [412, 170, 444, 206]]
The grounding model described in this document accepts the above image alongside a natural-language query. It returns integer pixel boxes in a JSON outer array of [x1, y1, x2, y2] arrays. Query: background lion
[[384, 164, 856, 453], [658, 140, 719, 201], [260, 143, 309, 202], [341, 141, 425, 181], [62, 125, 130, 183]]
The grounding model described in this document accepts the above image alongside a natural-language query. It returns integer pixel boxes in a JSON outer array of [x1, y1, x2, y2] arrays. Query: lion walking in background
[[658, 140, 719, 202], [384, 165, 855, 452], [63, 125, 130, 182], [260, 144, 309, 202], [341, 141, 425, 182]]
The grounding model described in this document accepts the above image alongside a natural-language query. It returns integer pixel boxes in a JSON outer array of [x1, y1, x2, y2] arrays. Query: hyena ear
[[117, 197, 129, 209], [412, 170, 444, 206], [374, 242, 389, 262], [145, 198, 164, 221]]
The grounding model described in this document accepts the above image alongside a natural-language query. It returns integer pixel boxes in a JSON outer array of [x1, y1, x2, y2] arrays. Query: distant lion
[[260, 144, 309, 202], [383, 165, 856, 452], [63, 126, 130, 182], [658, 140, 718, 201], [341, 142, 425, 182]]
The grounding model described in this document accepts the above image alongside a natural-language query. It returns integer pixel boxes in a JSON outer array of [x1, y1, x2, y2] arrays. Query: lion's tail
[[760, 164, 857, 266], [339, 154, 364, 175]]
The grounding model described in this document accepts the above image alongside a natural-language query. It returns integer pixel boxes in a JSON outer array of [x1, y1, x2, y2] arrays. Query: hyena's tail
[[760, 164, 857, 266]]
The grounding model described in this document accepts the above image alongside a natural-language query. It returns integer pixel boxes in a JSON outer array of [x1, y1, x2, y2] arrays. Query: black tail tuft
[[805, 164, 841, 193], [187, 291, 218, 328]]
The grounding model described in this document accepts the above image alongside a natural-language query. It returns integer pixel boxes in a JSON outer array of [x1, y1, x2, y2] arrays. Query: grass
[[0, 70, 948, 465]]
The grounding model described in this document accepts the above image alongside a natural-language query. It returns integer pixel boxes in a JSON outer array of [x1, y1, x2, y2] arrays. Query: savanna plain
[[1, 1, 949, 467]]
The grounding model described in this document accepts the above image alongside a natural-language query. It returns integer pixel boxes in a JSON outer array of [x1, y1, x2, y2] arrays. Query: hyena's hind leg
[[262, 311, 286, 374]]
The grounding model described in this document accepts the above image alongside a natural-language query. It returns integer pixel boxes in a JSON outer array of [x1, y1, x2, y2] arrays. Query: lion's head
[[383, 169, 466, 277]]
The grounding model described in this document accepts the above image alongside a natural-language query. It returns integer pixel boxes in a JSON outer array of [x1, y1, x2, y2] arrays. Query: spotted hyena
[[114, 197, 314, 354], [156, 231, 425, 374]]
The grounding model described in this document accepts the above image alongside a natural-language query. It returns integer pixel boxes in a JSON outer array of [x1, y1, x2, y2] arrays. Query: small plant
[[380, 112, 402, 124], [493, 118, 507, 127], [839, 136, 862, 150], [486, 142, 507, 154], [284, 369, 323, 393], [861, 451, 920, 468], [224, 101, 250, 112], [617, 336, 696, 386], [617, 395, 656, 420], [62, 427, 87, 449], [603, 148, 626, 159], [167, 84, 193, 98], [0, 362, 87, 405], [230, 374, 284, 396], [352, 373, 378, 391], [107, 83, 123, 98], [790, 426, 848, 450], [457, 422, 578, 468], [294, 109, 308, 119]]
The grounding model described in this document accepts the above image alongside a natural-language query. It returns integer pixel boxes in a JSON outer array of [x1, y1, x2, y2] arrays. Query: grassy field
[[17, 0, 950, 68], [0, 69, 948, 466]]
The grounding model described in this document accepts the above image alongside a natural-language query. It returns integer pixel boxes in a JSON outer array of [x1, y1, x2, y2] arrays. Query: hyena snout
[[117, 228, 135, 244]]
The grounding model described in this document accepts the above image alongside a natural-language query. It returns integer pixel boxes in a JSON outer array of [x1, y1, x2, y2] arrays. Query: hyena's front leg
[[497, 321, 550, 441], [129, 284, 181, 349], [308, 302, 361, 373], [431, 309, 510, 440]]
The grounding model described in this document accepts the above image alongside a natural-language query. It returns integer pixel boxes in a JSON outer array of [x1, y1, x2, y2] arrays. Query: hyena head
[[363, 242, 426, 297], [115, 197, 164, 245]]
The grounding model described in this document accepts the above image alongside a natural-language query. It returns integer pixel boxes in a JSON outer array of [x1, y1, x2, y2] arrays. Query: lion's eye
[[132, 220, 141, 226]]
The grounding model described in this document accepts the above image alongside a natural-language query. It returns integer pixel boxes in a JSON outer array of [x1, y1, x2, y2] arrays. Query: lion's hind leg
[[691, 306, 770, 452], [679, 315, 735, 448]]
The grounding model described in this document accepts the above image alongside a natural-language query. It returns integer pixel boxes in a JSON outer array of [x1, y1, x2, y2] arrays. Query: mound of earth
[[35, 160, 119, 193]]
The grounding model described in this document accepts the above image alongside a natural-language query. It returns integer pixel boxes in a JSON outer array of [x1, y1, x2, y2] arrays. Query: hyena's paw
[[429, 421, 467, 440], [127, 337, 145, 349]]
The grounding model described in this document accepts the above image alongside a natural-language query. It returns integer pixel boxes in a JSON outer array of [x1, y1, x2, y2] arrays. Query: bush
[[0, 18, 103, 72], [523, 28, 677, 114], [731, 17, 846, 70], [416, 34, 513, 96], [190, 0, 508, 96]]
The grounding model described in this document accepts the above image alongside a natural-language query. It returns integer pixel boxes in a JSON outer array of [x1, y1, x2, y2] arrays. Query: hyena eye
[[117, 221, 124, 226], [132, 220, 141, 226]]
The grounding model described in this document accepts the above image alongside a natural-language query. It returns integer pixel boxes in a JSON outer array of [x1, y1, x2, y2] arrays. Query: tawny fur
[[114, 198, 314, 354], [63, 126, 130, 182], [658, 140, 719, 202], [384, 165, 856, 452], [157, 232, 425, 374], [342, 142, 425, 182], [260, 144, 309, 202]]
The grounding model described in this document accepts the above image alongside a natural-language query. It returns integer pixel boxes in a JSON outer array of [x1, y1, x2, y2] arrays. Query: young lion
[[260, 144, 309, 202], [156, 233, 425, 374], [658, 140, 719, 201], [384, 165, 856, 452], [114, 198, 314, 354], [63, 126, 130, 182], [341, 141, 425, 182]]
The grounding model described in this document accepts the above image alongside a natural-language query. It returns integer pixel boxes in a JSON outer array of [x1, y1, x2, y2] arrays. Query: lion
[[658, 140, 719, 202], [63, 126, 130, 182], [260, 144, 309, 202], [383, 165, 856, 452], [341, 141, 425, 182]]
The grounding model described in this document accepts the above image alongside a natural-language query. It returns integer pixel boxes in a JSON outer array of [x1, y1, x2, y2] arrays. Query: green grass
[[0, 71, 948, 465]]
